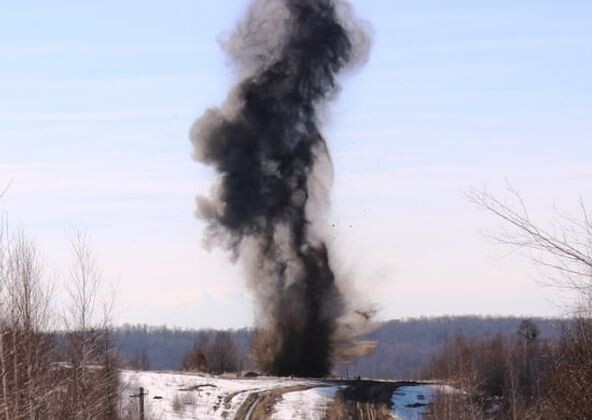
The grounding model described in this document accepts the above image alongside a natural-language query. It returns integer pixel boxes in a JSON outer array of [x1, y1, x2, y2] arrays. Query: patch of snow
[[271, 385, 344, 420]]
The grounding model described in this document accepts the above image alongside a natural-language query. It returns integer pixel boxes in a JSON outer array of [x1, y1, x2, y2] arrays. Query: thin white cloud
[[0, 108, 182, 123], [0, 40, 211, 55]]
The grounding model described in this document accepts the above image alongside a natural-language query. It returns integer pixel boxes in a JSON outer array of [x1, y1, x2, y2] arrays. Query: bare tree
[[182, 332, 211, 372], [0, 220, 9, 419], [66, 229, 102, 334], [0, 220, 120, 418], [466, 184, 592, 306], [210, 331, 239, 375], [467, 184, 592, 416], [0, 180, 11, 200], [96, 286, 119, 420], [63, 228, 119, 419], [0, 227, 55, 418], [182, 330, 239, 374]]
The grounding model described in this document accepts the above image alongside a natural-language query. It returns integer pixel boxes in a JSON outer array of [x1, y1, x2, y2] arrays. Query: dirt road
[[234, 379, 425, 420], [234, 384, 319, 420], [327, 380, 422, 420]]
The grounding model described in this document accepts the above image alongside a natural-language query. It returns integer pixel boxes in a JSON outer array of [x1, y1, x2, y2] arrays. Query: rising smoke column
[[191, 0, 370, 377]]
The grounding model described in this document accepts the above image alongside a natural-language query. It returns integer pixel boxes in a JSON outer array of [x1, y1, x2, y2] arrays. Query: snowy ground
[[120, 370, 324, 419], [271, 385, 345, 420], [120, 370, 447, 419]]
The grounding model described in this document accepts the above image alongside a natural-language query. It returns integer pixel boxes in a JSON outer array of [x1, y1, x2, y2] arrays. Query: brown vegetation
[[182, 330, 241, 375], [425, 317, 592, 419], [0, 225, 119, 418], [544, 316, 592, 419], [327, 381, 400, 420], [424, 321, 553, 418], [426, 187, 592, 419]]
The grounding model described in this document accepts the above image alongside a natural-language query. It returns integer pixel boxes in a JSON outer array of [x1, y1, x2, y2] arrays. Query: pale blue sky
[[1, 1, 591, 328]]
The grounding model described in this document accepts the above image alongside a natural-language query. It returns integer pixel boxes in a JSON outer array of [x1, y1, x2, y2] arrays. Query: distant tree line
[[341, 315, 560, 380], [113, 315, 561, 379], [115, 324, 252, 372]]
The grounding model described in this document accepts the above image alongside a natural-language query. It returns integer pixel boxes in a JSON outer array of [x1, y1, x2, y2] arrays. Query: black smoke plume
[[191, 0, 370, 377]]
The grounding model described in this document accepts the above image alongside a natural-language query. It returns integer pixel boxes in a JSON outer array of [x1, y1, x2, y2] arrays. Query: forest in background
[[114, 315, 561, 379]]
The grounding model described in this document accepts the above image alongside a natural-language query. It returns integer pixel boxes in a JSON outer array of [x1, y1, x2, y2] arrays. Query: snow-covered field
[[120, 370, 446, 419], [121, 370, 318, 419]]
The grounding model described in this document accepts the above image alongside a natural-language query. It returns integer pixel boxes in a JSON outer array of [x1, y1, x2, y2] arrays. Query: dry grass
[[171, 393, 184, 413]]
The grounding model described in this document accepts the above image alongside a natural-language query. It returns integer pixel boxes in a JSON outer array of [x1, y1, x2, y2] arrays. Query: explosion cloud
[[191, 0, 370, 377]]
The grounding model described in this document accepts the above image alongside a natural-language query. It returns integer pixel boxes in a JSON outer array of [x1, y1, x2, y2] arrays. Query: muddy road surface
[[234, 379, 426, 420]]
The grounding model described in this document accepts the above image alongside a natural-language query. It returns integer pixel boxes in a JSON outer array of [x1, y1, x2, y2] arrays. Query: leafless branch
[[466, 184, 592, 297], [0, 181, 12, 200]]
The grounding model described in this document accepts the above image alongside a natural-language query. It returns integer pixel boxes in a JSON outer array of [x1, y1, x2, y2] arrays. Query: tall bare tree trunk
[[0, 332, 9, 419], [12, 329, 19, 417]]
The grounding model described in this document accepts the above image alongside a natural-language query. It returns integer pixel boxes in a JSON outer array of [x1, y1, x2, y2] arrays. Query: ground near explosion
[[121, 370, 451, 419]]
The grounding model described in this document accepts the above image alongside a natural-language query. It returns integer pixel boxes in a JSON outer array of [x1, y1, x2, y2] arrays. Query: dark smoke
[[191, 0, 370, 377]]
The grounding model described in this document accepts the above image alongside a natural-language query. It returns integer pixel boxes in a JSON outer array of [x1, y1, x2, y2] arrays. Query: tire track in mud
[[218, 387, 263, 419]]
